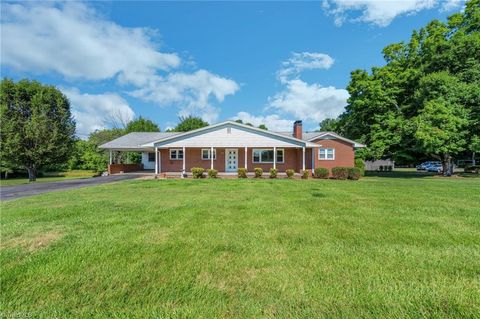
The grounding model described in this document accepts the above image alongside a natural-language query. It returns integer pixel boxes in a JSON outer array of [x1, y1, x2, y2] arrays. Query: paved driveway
[[0, 175, 141, 201]]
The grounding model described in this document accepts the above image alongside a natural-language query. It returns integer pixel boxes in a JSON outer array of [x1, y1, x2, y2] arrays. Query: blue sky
[[1, 1, 463, 137]]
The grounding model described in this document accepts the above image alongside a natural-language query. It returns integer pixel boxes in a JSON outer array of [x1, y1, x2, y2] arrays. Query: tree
[[173, 116, 209, 132], [125, 116, 160, 133], [0, 79, 76, 181], [258, 124, 268, 130], [413, 99, 469, 175], [318, 118, 339, 132]]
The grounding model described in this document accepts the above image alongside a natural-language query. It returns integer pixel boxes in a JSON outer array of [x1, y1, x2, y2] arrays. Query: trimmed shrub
[[207, 169, 218, 178], [332, 167, 349, 180], [237, 168, 247, 178], [269, 168, 277, 179], [254, 167, 263, 178], [301, 170, 310, 179], [314, 167, 329, 179], [387, 165, 393, 172], [191, 167, 205, 179], [379, 165, 384, 172], [286, 169, 295, 178], [355, 158, 365, 176], [347, 167, 361, 180]]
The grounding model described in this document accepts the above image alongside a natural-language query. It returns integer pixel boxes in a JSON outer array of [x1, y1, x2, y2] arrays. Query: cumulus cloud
[[233, 112, 294, 132], [269, 79, 349, 123], [130, 70, 239, 123], [278, 52, 334, 83], [62, 88, 135, 138], [322, 0, 464, 27], [1, 1, 239, 132]]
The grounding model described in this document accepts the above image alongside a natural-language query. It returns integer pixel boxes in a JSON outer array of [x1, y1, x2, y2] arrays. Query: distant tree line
[[317, 0, 480, 175]]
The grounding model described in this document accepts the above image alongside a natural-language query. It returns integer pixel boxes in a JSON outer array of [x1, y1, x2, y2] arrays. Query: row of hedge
[[190, 166, 361, 180]]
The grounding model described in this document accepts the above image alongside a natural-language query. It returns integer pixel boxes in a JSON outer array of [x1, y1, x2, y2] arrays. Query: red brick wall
[[158, 147, 312, 172], [312, 139, 355, 174], [108, 163, 143, 174]]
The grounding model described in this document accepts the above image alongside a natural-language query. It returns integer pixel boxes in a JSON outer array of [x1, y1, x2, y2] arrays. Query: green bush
[[347, 167, 361, 180], [207, 169, 218, 178], [254, 167, 263, 178], [301, 170, 310, 179], [237, 168, 247, 178], [379, 165, 384, 171], [387, 165, 393, 172], [355, 158, 365, 176], [332, 167, 349, 180], [191, 167, 205, 179], [286, 169, 295, 178], [269, 168, 277, 178], [314, 167, 329, 179]]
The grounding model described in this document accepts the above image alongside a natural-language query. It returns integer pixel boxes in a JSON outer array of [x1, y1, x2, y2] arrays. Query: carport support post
[[302, 147, 306, 172], [244, 147, 248, 170], [109, 150, 113, 165], [210, 147, 214, 170], [155, 147, 158, 175], [273, 147, 276, 170], [182, 146, 186, 178]]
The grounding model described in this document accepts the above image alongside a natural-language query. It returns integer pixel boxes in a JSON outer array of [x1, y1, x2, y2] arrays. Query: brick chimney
[[293, 120, 302, 139]]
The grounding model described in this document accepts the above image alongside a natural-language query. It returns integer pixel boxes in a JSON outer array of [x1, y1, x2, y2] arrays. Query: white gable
[[154, 126, 304, 148]]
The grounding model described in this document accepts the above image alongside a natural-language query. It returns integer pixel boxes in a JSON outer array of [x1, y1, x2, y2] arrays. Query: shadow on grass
[[366, 171, 479, 179]]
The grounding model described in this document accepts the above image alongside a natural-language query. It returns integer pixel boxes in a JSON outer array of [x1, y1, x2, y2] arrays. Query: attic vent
[[227, 127, 231, 134]]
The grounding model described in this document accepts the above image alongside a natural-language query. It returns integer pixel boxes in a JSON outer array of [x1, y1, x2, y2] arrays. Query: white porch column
[[210, 146, 214, 170], [273, 146, 276, 170], [244, 147, 248, 169], [182, 146, 186, 178], [109, 150, 113, 165], [155, 147, 159, 175], [302, 147, 306, 171], [311, 147, 315, 170]]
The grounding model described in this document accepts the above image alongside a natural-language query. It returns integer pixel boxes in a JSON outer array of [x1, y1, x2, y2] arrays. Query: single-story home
[[100, 120, 365, 176]]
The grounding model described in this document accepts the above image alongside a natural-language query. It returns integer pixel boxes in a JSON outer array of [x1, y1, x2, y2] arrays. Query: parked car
[[427, 163, 443, 173], [416, 161, 441, 170]]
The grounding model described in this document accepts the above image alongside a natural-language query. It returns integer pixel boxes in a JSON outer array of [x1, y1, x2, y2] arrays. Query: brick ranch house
[[100, 120, 365, 176]]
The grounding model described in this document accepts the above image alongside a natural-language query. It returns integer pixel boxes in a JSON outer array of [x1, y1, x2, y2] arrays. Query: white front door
[[225, 149, 238, 172]]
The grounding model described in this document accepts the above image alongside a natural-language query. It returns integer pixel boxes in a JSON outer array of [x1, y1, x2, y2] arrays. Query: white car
[[427, 163, 443, 173]]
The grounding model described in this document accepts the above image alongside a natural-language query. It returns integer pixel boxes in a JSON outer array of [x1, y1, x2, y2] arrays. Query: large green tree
[[172, 116, 209, 132], [335, 0, 480, 171], [125, 116, 160, 133], [0, 79, 76, 181]]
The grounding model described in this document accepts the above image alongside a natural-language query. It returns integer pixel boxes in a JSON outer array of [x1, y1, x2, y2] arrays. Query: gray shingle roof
[[99, 132, 179, 149]]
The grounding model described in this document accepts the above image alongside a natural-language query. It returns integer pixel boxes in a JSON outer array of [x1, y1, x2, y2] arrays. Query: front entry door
[[225, 149, 238, 172]]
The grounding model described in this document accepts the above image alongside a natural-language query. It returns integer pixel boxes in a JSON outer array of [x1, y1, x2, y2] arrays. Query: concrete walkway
[[0, 175, 141, 201]]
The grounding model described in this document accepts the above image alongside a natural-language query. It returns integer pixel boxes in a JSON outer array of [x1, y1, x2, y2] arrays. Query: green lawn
[[0, 170, 97, 186], [1, 175, 479, 318]]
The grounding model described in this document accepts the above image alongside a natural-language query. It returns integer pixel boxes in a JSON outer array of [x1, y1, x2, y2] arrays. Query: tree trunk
[[27, 166, 37, 182], [473, 152, 476, 166], [443, 153, 453, 177]]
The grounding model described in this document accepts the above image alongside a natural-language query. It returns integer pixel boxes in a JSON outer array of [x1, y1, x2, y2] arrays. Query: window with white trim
[[148, 152, 155, 162], [319, 148, 335, 160], [169, 149, 183, 160], [201, 148, 216, 160], [252, 149, 284, 163]]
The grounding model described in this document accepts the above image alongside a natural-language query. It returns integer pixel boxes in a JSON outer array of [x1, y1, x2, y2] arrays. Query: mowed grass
[[0, 170, 97, 187], [1, 176, 479, 318]]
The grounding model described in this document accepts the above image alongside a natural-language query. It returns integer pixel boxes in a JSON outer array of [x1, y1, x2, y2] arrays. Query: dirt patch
[[1, 231, 64, 252]]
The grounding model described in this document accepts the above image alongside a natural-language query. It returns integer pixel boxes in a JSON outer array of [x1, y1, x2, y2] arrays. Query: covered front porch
[[151, 146, 315, 177]]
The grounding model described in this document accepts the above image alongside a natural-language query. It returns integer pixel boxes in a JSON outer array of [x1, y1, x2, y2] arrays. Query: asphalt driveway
[[0, 175, 140, 201]]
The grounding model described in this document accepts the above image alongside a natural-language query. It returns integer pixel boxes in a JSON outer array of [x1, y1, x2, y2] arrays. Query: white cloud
[[278, 52, 334, 83], [322, 0, 464, 27], [233, 112, 294, 131], [129, 70, 239, 123], [1, 2, 239, 126], [62, 88, 135, 138], [1, 2, 180, 84], [269, 79, 349, 123]]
